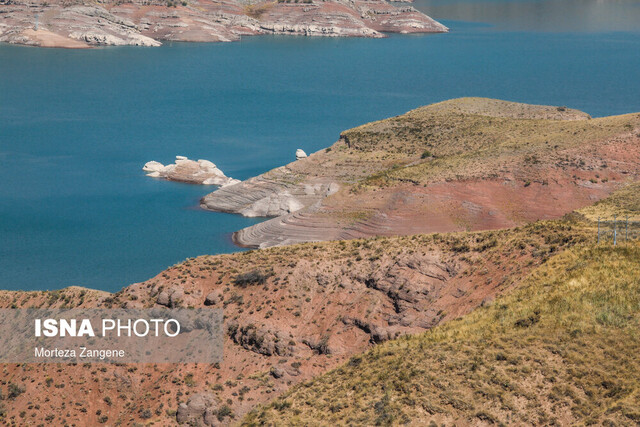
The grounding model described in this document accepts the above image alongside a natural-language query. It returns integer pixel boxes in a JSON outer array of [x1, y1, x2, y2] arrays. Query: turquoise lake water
[[1, 0, 640, 291]]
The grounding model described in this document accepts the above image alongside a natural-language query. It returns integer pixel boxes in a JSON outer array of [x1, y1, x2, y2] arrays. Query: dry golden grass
[[579, 182, 640, 221], [337, 98, 640, 188], [244, 1, 275, 19], [243, 242, 640, 426]]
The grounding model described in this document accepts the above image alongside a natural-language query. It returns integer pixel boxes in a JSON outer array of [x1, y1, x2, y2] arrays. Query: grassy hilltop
[[578, 182, 640, 221], [342, 98, 638, 188]]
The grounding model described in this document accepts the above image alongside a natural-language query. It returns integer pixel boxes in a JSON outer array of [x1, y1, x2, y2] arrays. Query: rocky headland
[[143, 155, 240, 186], [201, 98, 640, 248], [0, 0, 448, 48]]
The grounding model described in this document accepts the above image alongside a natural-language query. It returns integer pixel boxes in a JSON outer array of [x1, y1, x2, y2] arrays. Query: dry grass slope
[[244, 243, 640, 426], [340, 98, 640, 188], [578, 182, 640, 220], [0, 217, 592, 426]]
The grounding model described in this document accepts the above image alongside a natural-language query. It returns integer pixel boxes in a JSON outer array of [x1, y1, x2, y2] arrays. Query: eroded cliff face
[[201, 98, 640, 248], [0, 0, 447, 48]]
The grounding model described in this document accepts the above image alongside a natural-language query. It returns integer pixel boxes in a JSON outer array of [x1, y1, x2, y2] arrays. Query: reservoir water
[[1, 0, 639, 291]]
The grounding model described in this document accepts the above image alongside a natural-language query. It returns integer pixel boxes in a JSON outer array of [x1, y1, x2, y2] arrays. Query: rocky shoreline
[[0, 0, 448, 48], [201, 166, 339, 217]]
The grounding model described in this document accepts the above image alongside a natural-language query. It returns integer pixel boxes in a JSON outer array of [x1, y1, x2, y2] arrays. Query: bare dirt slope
[[201, 98, 640, 248], [0, 0, 447, 48], [0, 216, 589, 425]]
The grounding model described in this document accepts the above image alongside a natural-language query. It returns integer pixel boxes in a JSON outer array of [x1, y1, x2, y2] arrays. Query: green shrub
[[233, 269, 273, 287], [7, 383, 25, 399], [217, 405, 233, 421]]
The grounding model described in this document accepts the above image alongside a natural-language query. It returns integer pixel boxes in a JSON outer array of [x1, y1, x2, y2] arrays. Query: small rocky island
[[0, 0, 448, 48], [143, 156, 240, 186]]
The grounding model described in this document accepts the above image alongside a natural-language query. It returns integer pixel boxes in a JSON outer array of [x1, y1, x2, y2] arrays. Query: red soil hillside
[[0, 217, 591, 425]]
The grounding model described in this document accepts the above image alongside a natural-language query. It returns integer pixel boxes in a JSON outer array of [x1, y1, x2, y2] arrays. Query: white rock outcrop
[[142, 161, 164, 172], [296, 149, 307, 160], [239, 191, 307, 217], [201, 164, 341, 219], [143, 156, 238, 186]]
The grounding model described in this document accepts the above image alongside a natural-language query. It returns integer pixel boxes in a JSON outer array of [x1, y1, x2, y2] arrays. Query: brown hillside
[[0, 217, 590, 425], [245, 243, 640, 426]]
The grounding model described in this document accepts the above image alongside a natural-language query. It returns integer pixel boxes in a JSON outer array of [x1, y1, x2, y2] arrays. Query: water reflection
[[413, 0, 640, 32]]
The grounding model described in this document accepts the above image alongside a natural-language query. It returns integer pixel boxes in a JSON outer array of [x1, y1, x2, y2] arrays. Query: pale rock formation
[[69, 30, 161, 46], [143, 156, 238, 186], [295, 149, 307, 160], [204, 290, 222, 306], [176, 393, 219, 425], [0, 0, 447, 49], [142, 161, 164, 173], [201, 164, 340, 218], [239, 191, 306, 217], [155, 287, 184, 308], [156, 291, 170, 307]]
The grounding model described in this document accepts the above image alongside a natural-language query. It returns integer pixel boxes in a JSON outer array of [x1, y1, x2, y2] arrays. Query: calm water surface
[[1, 0, 639, 291]]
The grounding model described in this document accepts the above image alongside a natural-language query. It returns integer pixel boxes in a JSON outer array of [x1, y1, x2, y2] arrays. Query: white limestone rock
[[143, 156, 238, 186], [221, 178, 241, 187], [202, 176, 228, 186], [143, 161, 164, 172], [239, 191, 306, 217], [296, 149, 307, 160], [198, 159, 216, 170], [161, 164, 176, 174]]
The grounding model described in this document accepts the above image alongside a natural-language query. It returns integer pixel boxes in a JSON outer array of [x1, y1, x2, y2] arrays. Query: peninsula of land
[[201, 98, 640, 248]]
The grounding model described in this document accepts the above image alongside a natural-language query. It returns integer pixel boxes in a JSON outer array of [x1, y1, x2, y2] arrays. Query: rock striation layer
[[0, 0, 448, 48], [201, 164, 340, 217]]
